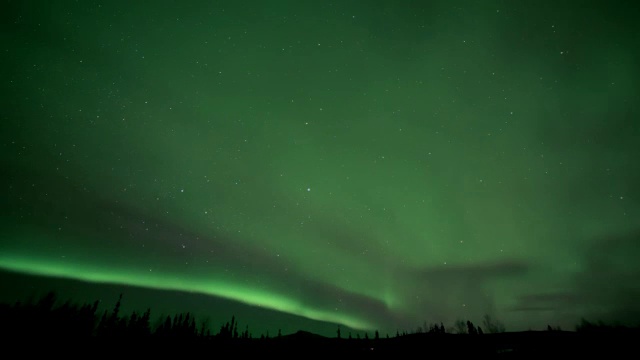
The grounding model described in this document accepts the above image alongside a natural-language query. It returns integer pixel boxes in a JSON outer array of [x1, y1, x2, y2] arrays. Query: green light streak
[[0, 254, 374, 330]]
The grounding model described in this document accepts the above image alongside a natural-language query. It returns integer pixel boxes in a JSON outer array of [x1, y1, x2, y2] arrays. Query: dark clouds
[[510, 230, 640, 327]]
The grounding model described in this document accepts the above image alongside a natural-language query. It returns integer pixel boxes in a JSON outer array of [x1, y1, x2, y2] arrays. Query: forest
[[0, 291, 637, 356]]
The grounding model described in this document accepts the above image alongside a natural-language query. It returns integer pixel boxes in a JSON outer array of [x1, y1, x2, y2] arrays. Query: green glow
[[1, 0, 639, 336], [0, 255, 373, 331]]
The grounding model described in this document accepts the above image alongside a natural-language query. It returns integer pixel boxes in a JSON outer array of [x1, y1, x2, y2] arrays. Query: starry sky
[[1, 0, 639, 337]]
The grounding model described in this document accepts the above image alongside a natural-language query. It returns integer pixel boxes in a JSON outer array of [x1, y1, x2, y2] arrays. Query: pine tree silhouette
[[467, 320, 477, 335]]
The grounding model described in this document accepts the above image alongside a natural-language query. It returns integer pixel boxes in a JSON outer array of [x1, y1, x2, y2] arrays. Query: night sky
[[2, 0, 639, 337]]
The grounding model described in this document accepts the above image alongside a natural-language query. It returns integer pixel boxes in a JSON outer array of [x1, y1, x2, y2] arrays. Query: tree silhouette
[[112, 294, 122, 319], [482, 314, 505, 333], [1, 289, 639, 355], [454, 319, 467, 334], [467, 320, 477, 335], [96, 294, 125, 337], [218, 315, 238, 339]]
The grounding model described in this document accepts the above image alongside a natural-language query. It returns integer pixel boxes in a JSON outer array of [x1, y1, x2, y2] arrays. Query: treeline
[[0, 291, 498, 340], [0, 292, 241, 339], [0, 291, 636, 341]]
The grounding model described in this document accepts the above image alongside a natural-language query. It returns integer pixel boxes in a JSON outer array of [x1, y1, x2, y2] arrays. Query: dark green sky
[[2, 0, 639, 336]]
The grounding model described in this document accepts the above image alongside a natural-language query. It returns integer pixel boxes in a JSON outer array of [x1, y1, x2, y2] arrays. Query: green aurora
[[1, 0, 639, 336]]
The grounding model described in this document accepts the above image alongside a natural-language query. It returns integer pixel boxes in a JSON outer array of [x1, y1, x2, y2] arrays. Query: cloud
[[571, 229, 640, 324], [510, 230, 640, 327], [379, 259, 532, 330]]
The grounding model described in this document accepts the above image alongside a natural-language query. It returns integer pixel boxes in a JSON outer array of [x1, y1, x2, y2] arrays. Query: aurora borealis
[[1, 0, 639, 336]]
